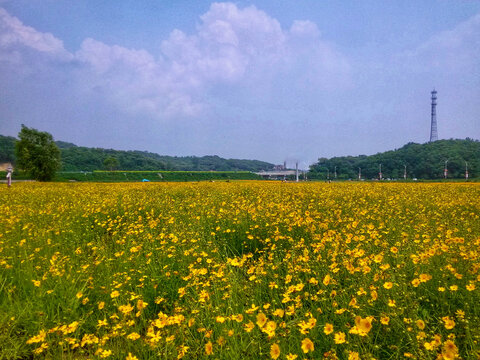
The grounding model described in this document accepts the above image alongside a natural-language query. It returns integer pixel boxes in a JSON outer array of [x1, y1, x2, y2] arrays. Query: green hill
[[309, 139, 480, 180], [0, 134, 274, 172]]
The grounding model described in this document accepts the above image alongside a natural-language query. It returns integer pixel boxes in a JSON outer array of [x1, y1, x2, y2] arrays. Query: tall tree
[[15, 125, 61, 181], [103, 156, 119, 171]]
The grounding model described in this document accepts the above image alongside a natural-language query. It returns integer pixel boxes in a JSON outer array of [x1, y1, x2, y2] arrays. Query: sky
[[0, 1, 479, 168]]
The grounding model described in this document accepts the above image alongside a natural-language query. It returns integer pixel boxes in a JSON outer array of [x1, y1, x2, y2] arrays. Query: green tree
[[103, 156, 119, 171], [15, 125, 61, 181]]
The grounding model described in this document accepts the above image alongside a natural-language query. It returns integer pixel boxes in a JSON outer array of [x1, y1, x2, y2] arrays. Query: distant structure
[[430, 89, 438, 142]]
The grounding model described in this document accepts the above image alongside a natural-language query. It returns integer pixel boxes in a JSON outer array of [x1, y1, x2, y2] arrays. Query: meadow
[[1, 181, 479, 359]]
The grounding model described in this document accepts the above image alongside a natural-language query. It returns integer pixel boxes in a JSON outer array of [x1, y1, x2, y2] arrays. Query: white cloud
[[76, 38, 156, 74], [0, 7, 70, 60], [0, 3, 351, 119]]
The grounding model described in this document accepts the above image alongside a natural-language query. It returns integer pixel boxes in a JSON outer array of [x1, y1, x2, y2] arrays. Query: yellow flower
[[348, 351, 360, 360], [76, 292, 83, 299], [334, 332, 346, 344], [424, 341, 435, 351], [216, 316, 226, 323], [263, 320, 277, 337], [100, 349, 112, 358], [466, 283, 476, 291], [33, 343, 48, 354], [126, 332, 140, 340], [205, 341, 213, 355], [110, 290, 120, 298], [416, 320, 425, 330], [136, 299, 148, 311], [32, 280, 41, 287], [273, 309, 284, 317], [354, 316, 373, 336], [442, 316, 455, 330], [380, 316, 390, 325], [383, 282, 393, 289], [26, 330, 46, 344], [118, 304, 134, 315], [443, 340, 458, 357], [244, 321, 255, 333], [126, 353, 138, 360], [324, 323, 334, 335], [286, 354, 298, 360], [323, 274, 331, 286], [231, 314, 244, 322], [419, 273, 432, 282], [301, 338, 314, 353], [270, 343, 280, 359], [256, 312, 267, 328], [98, 301, 105, 310]]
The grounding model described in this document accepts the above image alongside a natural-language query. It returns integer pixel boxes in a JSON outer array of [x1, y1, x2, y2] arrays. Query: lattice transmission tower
[[430, 89, 438, 142]]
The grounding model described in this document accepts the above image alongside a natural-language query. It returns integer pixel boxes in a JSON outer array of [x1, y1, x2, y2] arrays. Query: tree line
[[1, 127, 274, 181], [309, 139, 480, 180]]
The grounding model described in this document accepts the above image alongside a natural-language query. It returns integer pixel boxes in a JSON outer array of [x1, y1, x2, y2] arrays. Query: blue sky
[[1, 1, 479, 168]]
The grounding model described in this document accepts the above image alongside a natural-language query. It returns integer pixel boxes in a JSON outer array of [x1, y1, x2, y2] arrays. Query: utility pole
[[334, 166, 337, 179], [404, 164, 407, 180], [327, 169, 330, 180], [379, 164, 382, 180], [358, 167, 361, 181], [465, 161, 469, 180], [430, 90, 438, 142], [444, 159, 448, 179]]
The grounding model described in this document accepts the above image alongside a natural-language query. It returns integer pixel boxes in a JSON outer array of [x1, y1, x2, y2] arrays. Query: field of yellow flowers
[[1, 182, 480, 359]]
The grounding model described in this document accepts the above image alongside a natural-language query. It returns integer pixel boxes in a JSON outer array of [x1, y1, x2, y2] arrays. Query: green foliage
[[309, 139, 480, 180], [14, 125, 61, 181], [1, 134, 274, 172], [0, 135, 16, 163], [103, 156, 119, 171], [59, 147, 273, 172]]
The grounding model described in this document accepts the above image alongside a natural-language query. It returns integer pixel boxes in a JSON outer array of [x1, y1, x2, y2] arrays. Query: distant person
[[6, 166, 12, 187]]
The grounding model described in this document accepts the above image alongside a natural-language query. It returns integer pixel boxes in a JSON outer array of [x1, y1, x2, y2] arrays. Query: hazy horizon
[[1, 1, 479, 169]]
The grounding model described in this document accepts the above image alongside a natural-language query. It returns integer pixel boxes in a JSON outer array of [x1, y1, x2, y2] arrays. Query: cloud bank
[[0, 3, 351, 120]]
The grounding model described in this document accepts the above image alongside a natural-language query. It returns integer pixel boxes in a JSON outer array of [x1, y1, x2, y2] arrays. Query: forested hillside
[[309, 139, 480, 179], [0, 135, 274, 172]]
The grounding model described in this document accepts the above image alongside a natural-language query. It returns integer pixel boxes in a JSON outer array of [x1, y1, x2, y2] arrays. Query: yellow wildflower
[[301, 338, 314, 353], [205, 341, 213, 355], [270, 343, 280, 359], [334, 332, 346, 344]]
